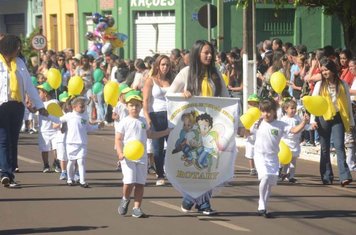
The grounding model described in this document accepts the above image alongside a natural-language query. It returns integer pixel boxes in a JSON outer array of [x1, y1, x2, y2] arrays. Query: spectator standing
[[310, 58, 353, 187], [143, 55, 173, 186], [0, 34, 47, 188]]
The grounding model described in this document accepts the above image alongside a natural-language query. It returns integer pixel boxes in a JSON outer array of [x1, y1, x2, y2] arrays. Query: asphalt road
[[0, 127, 355, 235]]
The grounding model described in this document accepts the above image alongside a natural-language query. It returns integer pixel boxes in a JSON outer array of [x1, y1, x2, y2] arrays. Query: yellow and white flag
[[165, 95, 239, 199]]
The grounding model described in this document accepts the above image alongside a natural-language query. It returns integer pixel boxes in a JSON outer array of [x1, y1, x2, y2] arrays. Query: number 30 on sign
[[31, 35, 47, 51]]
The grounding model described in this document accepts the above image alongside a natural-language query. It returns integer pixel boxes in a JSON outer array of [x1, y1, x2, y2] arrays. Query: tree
[[237, 0, 356, 54], [20, 27, 41, 62]]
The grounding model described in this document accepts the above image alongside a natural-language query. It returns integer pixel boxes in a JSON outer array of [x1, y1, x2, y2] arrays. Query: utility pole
[[242, 1, 256, 113]]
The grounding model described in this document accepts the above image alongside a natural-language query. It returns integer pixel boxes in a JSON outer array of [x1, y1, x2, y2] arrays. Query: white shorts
[[120, 159, 147, 185], [57, 142, 67, 161], [38, 132, 57, 152], [66, 143, 87, 160], [146, 138, 153, 154], [245, 141, 254, 159]]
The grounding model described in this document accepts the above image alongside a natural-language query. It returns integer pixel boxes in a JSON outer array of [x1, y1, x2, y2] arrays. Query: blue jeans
[[0, 102, 25, 180], [316, 113, 352, 183], [149, 111, 168, 178], [182, 191, 212, 211]]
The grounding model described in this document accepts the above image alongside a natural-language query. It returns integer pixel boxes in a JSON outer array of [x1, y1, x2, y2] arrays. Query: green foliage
[[20, 27, 41, 61]]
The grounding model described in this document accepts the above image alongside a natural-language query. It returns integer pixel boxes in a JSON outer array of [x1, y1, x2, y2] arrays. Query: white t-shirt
[[116, 116, 148, 164], [113, 101, 128, 131], [59, 111, 98, 145], [281, 115, 303, 155], [39, 100, 59, 134], [351, 78, 356, 101], [253, 119, 291, 155], [252, 119, 291, 178]]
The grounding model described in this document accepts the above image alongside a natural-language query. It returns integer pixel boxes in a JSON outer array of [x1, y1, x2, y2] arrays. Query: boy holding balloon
[[37, 82, 61, 173], [244, 94, 260, 176], [115, 90, 171, 218], [280, 98, 310, 183], [251, 98, 309, 218]]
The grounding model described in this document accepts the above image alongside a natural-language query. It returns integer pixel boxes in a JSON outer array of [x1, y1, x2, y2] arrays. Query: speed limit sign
[[31, 34, 47, 50]]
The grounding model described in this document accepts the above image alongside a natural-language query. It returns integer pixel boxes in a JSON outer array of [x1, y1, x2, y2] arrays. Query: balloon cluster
[[86, 13, 128, 56]]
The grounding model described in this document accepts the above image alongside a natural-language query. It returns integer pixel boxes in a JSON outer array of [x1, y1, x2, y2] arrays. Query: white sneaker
[[156, 179, 165, 186]]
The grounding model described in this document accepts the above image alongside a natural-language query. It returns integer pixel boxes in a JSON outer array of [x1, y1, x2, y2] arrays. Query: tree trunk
[[337, 0, 356, 55]]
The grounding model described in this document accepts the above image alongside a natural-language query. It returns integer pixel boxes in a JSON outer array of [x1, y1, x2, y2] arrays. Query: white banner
[[165, 95, 239, 199]]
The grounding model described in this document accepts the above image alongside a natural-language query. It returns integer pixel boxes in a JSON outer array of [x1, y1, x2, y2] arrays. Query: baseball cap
[[125, 90, 142, 103], [119, 83, 133, 95], [73, 53, 82, 61], [59, 91, 69, 102], [247, 94, 260, 102], [37, 82, 52, 93]]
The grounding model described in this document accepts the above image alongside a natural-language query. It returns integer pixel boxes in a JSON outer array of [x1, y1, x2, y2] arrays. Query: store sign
[[130, 0, 176, 8]]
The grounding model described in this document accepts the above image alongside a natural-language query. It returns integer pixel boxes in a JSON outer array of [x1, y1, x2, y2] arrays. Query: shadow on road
[[0, 225, 108, 235]]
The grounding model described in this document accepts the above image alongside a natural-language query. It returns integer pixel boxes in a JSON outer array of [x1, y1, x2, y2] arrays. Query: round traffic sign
[[198, 4, 217, 28], [31, 34, 47, 50]]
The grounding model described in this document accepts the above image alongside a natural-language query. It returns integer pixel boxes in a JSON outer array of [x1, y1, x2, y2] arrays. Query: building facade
[[0, 0, 43, 37], [0, 0, 345, 59]]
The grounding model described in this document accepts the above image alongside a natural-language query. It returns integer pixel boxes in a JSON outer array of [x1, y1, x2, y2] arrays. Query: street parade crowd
[[1, 30, 356, 218]]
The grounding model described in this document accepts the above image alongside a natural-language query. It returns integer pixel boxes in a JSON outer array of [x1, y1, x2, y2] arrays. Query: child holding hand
[[116, 90, 171, 218]]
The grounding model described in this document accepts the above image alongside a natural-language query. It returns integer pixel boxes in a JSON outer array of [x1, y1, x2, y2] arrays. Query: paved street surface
[[1, 127, 355, 235]]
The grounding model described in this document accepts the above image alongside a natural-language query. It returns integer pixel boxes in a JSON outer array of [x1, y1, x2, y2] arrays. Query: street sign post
[[31, 34, 47, 51], [198, 3, 217, 42]]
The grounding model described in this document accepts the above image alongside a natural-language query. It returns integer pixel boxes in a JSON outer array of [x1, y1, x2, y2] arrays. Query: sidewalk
[[235, 136, 338, 165]]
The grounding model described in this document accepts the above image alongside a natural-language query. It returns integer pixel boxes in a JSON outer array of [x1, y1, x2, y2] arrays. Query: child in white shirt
[[112, 83, 131, 170], [59, 96, 104, 188], [37, 82, 60, 173], [54, 91, 71, 181], [244, 94, 260, 176], [116, 90, 171, 218], [280, 98, 308, 183], [251, 98, 308, 218]]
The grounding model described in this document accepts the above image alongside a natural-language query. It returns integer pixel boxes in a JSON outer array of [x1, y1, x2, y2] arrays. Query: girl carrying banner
[[167, 40, 229, 215]]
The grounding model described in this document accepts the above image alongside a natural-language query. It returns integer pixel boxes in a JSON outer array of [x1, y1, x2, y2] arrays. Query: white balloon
[[101, 42, 112, 54]]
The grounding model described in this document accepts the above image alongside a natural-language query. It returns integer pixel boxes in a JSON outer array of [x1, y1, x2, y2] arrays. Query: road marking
[[197, 216, 251, 232], [150, 200, 251, 232], [18, 155, 41, 164]]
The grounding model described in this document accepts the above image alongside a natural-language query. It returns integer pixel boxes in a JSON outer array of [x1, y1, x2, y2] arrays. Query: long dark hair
[[151, 55, 173, 84], [319, 57, 342, 92], [0, 34, 21, 57], [187, 40, 222, 96]]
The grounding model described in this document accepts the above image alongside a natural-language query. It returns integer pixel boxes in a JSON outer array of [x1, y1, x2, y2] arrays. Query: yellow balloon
[[302, 96, 328, 116], [222, 74, 229, 87], [104, 81, 119, 106], [123, 140, 145, 161], [240, 113, 255, 129], [270, 71, 286, 94], [278, 140, 292, 164], [68, 76, 84, 96], [47, 68, 62, 90], [47, 102, 63, 117], [104, 27, 116, 35], [111, 39, 124, 48], [247, 107, 261, 121]]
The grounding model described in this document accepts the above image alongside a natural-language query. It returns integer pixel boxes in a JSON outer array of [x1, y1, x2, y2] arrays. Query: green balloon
[[92, 82, 104, 94], [93, 69, 104, 82]]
